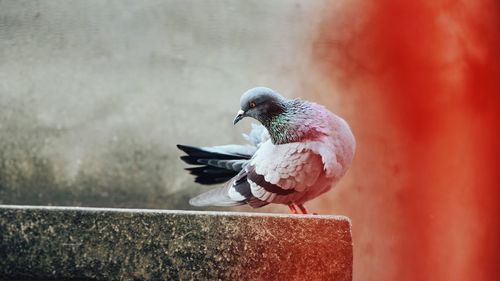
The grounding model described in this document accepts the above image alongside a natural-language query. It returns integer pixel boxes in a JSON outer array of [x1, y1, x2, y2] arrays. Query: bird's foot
[[297, 204, 308, 214], [289, 203, 316, 215], [288, 204, 298, 214]]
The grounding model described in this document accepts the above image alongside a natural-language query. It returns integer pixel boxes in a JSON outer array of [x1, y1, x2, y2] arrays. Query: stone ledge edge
[[0, 204, 351, 223]]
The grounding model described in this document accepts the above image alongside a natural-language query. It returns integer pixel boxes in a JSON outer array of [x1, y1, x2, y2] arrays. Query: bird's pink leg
[[288, 204, 298, 214], [297, 204, 319, 215], [297, 204, 308, 214]]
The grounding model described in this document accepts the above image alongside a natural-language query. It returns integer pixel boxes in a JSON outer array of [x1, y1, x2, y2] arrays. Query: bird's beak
[[233, 109, 245, 125]]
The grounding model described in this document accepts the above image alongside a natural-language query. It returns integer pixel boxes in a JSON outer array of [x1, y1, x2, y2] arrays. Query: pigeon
[[177, 87, 355, 214]]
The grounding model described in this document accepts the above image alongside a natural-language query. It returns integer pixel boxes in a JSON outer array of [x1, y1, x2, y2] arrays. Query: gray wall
[[0, 1, 328, 211]]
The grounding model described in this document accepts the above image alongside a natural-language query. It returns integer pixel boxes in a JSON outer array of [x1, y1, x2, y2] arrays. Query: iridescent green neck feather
[[262, 100, 315, 145]]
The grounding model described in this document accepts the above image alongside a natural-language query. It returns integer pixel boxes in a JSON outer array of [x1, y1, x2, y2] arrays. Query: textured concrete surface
[[0, 1, 333, 211], [0, 205, 352, 280]]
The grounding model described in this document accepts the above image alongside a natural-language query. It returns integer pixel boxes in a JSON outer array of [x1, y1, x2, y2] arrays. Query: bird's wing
[[188, 139, 324, 207], [182, 124, 274, 207], [183, 125, 331, 207], [189, 168, 270, 207], [246, 140, 324, 202]]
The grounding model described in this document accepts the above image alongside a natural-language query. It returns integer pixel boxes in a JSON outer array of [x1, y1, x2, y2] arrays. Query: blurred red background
[[312, 0, 500, 280]]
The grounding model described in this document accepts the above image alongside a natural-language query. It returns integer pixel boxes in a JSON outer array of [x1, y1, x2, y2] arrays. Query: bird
[[177, 87, 355, 214]]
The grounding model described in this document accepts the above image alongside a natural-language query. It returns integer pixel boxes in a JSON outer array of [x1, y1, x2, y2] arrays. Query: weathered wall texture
[[0, 1, 331, 211], [2, 1, 499, 281]]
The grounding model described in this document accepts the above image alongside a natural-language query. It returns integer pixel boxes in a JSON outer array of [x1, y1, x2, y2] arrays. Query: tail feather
[[185, 167, 237, 185], [180, 155, 205, 165], [177, 144, 251, 185], [177, 144, 252, 159], [189, 186, 244, 207], [186, 166, 236, 175]]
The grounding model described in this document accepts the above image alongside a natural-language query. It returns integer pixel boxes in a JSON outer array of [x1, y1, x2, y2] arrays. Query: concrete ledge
[[0, 205, 352, 280]]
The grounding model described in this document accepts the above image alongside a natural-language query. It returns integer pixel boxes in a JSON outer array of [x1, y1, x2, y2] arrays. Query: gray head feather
[[234, 87, 287, 125]]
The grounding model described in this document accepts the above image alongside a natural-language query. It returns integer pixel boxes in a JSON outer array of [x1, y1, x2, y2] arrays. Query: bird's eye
[[249, 101, 256, 108]]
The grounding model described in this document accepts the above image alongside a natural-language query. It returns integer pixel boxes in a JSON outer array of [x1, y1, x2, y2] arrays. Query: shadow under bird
[[177, 87, 355, 214]]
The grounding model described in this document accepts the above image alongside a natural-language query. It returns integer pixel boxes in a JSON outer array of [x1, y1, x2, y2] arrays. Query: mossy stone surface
[[0, 205, 352, 281]]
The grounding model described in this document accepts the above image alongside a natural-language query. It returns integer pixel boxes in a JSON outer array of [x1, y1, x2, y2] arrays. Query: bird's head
[[233, 87, 287, 125]]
